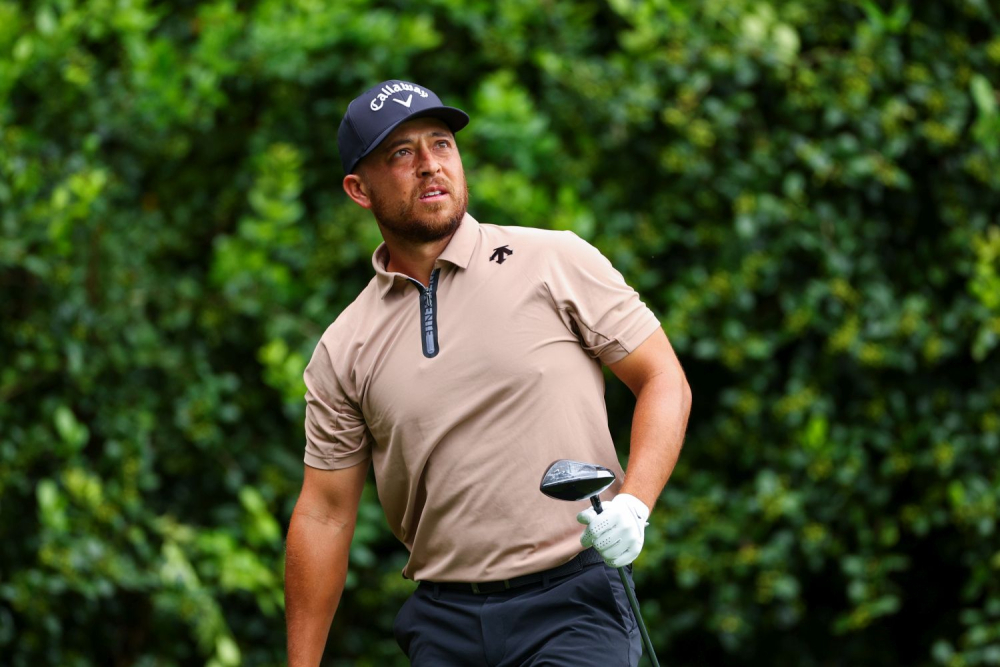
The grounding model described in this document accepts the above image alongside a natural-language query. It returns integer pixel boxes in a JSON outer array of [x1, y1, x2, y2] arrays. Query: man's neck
[[380, 231, 456, 288]]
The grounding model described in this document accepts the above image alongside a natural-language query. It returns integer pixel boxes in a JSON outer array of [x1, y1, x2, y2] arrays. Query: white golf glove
[[577, 493, 650, 568]]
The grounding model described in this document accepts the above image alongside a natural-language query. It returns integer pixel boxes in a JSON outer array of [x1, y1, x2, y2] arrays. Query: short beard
[[368, 181, 469, 245]]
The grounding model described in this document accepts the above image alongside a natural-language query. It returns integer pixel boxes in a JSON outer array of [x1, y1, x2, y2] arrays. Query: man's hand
[[577, 493, 650, 568]]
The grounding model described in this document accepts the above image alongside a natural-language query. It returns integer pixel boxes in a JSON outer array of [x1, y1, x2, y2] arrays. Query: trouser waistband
[[424, 548, 606, 595]]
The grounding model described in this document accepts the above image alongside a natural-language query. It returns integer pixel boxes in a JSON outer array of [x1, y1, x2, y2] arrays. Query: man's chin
[[417, 200, 458, 218], [420, 211, 464, 241], [378, 210, 465, 245], [417, 201, 466, 231]]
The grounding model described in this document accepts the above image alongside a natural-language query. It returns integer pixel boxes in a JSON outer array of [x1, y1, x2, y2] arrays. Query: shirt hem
[[602, 316, 662, 365], [303, 450, 371, 470]]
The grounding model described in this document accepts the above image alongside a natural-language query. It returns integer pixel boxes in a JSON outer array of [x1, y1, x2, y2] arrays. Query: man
[[285, 79, 692, 666]]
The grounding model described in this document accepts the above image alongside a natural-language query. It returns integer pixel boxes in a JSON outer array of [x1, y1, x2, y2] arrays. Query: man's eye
[[436, 141, 450, 149], [393, 148, 411, 158]]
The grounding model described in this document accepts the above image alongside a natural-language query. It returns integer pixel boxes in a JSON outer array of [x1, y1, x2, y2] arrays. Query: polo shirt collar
[[372, 213, 481, 299], [436, 213, 479, 270]]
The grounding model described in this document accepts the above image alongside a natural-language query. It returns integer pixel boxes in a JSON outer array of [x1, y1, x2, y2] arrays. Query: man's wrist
[[617, 489, 653, 516], [616, 493, 650, 524]]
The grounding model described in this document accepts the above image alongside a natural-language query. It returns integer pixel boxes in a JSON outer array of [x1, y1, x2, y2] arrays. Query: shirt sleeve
[[302, 335, 372, 470], [545, 231, 662, 365]]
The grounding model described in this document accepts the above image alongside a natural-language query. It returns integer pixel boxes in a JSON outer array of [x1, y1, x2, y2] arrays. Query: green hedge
[[2, 0, 999, 665]]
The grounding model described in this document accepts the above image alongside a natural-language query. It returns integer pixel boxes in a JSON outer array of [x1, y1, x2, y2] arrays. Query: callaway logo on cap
[[337, 79, 470, 174]]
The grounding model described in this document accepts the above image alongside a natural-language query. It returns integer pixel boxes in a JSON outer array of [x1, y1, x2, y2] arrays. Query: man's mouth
[[419, 189, 448, 201]]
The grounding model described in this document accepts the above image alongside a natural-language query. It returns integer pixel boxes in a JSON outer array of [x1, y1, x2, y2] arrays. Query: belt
[[427, 548, 606, 595]]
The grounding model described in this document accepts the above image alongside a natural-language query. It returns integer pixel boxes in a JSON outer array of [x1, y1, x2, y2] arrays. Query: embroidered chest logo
[[489, 245, 513, 264]]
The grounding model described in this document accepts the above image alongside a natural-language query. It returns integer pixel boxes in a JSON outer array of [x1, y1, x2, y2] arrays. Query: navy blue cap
[[337, 80, 469, 174]]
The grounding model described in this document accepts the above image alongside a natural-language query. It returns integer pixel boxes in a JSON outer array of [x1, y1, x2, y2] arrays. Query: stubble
[[367, 180, 470, 245]]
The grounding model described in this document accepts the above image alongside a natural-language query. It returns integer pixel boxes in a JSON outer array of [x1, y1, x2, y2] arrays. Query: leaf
[[971, 74, 998, 117]]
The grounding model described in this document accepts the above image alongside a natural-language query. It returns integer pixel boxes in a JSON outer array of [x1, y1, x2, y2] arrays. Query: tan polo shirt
[[303, 214, 661, 582]]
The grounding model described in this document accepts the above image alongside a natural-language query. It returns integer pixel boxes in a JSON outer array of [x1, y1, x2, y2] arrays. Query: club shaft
[[619, 566, 660, 667]]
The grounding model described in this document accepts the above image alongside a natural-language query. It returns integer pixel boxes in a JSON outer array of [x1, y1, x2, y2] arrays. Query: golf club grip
[[585, 494, 659, 664]]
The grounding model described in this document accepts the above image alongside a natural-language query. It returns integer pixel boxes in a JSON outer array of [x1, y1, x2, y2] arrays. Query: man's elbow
[[677, 374, 692, 418], [648, 363, 691, 418], [665, 360, 691, 416]]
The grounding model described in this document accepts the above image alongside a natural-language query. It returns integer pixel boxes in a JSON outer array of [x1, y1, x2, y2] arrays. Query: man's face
[[351, 117, 468, 245]]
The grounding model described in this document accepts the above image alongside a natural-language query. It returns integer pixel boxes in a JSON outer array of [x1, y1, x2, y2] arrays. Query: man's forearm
[[285, 509, 356, 667], [619, 371, 692, 510]]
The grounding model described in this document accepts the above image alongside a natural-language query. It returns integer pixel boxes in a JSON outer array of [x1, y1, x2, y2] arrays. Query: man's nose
[[416, 148, 441, 176]]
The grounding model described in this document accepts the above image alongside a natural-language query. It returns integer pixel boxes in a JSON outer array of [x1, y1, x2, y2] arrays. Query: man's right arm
[[285, 461, 369, 667]]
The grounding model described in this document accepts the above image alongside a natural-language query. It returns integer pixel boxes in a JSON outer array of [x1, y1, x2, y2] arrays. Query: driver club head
[[539, 459, 616, 502]]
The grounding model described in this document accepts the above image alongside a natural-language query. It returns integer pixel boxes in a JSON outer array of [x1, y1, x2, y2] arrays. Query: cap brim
[[349, 106, 470, 173]]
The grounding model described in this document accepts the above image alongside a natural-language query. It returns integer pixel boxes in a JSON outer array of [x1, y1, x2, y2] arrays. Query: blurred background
[[2, 0, 1000, 665]]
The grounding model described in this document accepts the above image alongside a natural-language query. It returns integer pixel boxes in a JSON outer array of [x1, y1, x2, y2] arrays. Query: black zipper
[[407, 269, 441, 358]]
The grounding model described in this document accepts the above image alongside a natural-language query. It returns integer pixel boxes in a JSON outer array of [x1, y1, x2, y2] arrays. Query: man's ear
[[343, 173, 372, 209]]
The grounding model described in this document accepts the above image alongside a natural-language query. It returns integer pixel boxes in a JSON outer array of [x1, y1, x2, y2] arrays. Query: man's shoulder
[[477, 223, 596, 258], [473, 222, 625, 291], [316, 276, 381, 344]]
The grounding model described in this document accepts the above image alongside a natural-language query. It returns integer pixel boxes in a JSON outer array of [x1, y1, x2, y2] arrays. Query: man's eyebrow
[[382, 137, 413, 154], [381, 131, 454, 154]]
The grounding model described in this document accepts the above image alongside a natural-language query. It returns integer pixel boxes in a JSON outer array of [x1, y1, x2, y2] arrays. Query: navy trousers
[[393, 562, 643, 666]]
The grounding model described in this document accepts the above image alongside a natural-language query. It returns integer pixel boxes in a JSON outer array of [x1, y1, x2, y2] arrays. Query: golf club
[[540, 459, 662, 667]]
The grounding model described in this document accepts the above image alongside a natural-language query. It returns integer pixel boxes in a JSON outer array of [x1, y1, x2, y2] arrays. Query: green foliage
[[2, 0, 999, 665]]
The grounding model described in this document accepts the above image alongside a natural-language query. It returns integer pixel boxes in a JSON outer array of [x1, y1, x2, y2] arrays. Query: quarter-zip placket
[[406, 268, 441, 358]]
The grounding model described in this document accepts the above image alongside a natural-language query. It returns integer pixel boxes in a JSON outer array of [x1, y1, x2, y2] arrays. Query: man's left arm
[[608, 327, 692, 510], [576, 327, 691, 567]]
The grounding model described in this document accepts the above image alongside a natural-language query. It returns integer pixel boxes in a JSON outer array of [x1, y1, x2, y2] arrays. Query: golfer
[[285, 79, 692, 666]]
